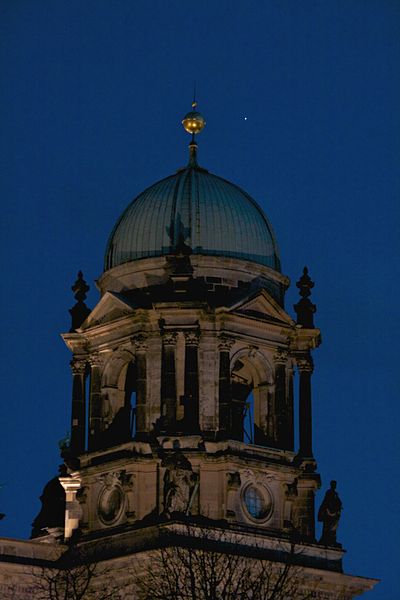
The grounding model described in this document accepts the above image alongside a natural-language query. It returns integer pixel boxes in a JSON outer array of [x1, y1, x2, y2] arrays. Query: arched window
[[103, 359, 137, 446], [230, 353, 271, 447]]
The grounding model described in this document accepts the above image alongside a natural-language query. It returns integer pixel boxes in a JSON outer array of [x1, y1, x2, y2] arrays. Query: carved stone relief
[[97, 471, 126, 526]]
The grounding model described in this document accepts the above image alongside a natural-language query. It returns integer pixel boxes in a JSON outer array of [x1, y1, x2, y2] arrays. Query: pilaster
[[218, 335, 234, 438], [88, 353, 104, 451], [69, 358, 87, 455], [132, 334, 148, 438], [160, 331, 178, 431], [273, 348, 290, 450], [59, 476, 82, 540]]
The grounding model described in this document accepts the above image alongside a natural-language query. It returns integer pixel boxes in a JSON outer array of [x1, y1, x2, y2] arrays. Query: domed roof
[[104, 156, 280, 273]]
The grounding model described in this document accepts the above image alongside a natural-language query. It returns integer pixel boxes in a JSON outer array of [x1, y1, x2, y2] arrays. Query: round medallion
[[98, 485, 125, 525], [242, 483, 273, 523]]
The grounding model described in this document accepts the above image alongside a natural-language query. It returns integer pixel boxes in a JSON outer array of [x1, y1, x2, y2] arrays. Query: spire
[[69, 271, 91, 332], [182, 93, 206, 167], [294, 267, 316, 328]]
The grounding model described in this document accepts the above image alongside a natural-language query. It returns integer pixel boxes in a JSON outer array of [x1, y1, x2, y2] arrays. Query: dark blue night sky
[[1, 2, 399, 598]]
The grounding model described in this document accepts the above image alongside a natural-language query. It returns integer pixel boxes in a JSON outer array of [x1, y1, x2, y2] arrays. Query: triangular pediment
[[229, 289, 295, 326], [79, 292, 136, 329]]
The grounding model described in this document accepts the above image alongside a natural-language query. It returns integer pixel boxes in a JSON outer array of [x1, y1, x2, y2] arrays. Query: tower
[[0, 103, 377, 598]]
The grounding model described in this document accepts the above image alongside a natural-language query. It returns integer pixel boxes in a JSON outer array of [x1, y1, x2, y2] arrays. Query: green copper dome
[[104, 161, 280, 272]]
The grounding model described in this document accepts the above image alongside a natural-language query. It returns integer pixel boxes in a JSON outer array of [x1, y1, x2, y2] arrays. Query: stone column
[[88, 353, 103, 451], [218, 336, 233, 438], [274, 349, 288, 449], [184, 331, 200, 433], [286, 364, 295, 451], [266, 382, 276, 444], [161, 331, 177, 431], [133, 335, 147, 439], [297, 354, 314, 458], [70, 358, 87, 455]]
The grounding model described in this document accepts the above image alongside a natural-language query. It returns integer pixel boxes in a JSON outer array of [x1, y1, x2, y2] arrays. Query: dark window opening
[[243, 391, 254, 444], [231, 374, 251, 442], [124, 361, 137, 440], [105, 361, 137, 447], [231, 358, 270, 447]]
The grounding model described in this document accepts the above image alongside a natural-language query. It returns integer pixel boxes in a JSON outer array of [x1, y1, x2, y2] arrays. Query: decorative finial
[[69, 271, 91, 332], [182, 102, 206, 136], [182, 93, 206, 167], [294, 266, 316, 328], [72, 270, 89, 303], [296, 267, 314, 298]]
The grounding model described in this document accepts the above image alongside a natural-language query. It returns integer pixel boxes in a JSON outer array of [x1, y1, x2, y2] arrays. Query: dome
[[104, 162, 280, 272]]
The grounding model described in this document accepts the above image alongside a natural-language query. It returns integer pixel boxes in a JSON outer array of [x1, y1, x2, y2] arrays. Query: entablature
[[289, 326, 321, 352]]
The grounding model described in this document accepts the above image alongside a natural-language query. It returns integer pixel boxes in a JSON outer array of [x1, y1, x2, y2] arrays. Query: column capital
[[59, 476, 82, 494], [296, 354, 314, 373], [88, 353, 104, 368], [131, 334, 148, 352], [218, 334, 234, 352], [70, 358, 87, 375], [274, 348, 289, 365], [184, 330, 200, 346], [162, 331, 178, 346]]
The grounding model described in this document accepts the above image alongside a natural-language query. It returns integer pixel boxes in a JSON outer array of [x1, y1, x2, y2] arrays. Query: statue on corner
[[318, 480, 343, 546]]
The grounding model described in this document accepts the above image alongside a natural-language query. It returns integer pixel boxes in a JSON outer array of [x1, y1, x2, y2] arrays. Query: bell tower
[[31, 103, 376, 597]]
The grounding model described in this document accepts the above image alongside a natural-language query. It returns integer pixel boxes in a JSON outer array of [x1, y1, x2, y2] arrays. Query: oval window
[[242, 484, 272, 522]]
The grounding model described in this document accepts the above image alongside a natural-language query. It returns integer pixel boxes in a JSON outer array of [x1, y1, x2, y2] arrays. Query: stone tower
[[0, 104, 376, 598]]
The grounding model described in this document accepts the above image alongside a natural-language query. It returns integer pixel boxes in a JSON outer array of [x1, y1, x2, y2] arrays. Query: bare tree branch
[[133, 526, 319, 600], [29, 557, 124, 600]]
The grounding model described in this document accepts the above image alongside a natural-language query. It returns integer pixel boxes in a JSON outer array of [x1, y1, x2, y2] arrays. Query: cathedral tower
[[0, 103, 377, 598]]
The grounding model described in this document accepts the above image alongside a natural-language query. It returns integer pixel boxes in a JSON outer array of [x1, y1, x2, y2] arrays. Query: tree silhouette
[[134, 526, 320, 600], [29, 553, 124, 600]]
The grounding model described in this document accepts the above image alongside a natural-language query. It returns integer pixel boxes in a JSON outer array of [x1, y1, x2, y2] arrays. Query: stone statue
[[31, 465, 67, 539], [318, 480, 343, 545], [162, 452, 197, 517]]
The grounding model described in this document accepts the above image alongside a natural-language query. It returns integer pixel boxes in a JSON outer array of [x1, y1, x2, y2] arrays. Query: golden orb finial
[[182, 98, 206, 136]]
